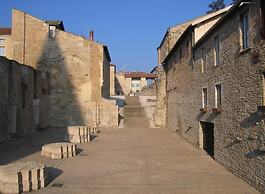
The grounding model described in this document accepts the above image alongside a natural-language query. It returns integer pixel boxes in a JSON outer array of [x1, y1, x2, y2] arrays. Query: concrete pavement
[[0, 127, 258, 194]]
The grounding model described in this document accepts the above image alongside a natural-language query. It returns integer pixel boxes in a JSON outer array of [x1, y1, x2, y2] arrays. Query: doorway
[[200, 122, 215, 158]]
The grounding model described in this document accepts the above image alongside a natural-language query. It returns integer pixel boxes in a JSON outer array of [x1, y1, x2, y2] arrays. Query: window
[[186, 40, 190, 57], [49, 26, 56, 38], [262, 72, 265, 106], [260, 0, 265, 38], [0, 38, 5, 44], [201, 48, 206, 73], [214, 35, 220, 66], [179, 47, 182, 62], [215, 84, 222, 108], [240, 12, 249, 49], [202, 88, 208, 108], [0, 46, 5, 56]]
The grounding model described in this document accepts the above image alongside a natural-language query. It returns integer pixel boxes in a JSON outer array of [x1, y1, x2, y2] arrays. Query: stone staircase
[[123, 96, 150, 128]]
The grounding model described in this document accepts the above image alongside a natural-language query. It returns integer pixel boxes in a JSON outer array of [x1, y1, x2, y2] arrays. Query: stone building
[[154, 6, 231, 128], [0, 57, 49, 143], [161, 0, 265, 192], [0, 28, 12, 59], [115, 71, 155, 95], [9, 9, 118, 128]]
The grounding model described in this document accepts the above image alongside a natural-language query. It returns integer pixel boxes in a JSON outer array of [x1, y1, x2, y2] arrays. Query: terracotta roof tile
[[0, 28, 11, 35]]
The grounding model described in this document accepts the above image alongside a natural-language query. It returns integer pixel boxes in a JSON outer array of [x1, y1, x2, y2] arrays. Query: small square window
[[49, 26, 56, 38], [0, 46, 6, 56], [0, 38, 5, 44]]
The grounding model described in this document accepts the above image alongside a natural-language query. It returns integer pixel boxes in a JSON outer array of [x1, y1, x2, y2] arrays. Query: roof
[[158, 5, 232, 50], [193, 0, 251, 49], [162, 5, 233, 64], [103, 46, 111, 62], [0, 28, 11, 35], [46, 20, 65, 31], [124, 72, 156, 79]]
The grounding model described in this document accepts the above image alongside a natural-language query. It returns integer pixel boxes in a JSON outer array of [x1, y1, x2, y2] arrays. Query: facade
[[0, 57, 49, 143], [115, 72, 155, 95], [0, 28, 12, 59], [162, 0, 265, 192], [155, 6, 231, 128]]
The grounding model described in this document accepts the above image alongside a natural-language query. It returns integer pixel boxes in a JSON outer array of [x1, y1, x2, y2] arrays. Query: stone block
[[0, 161, 48, 193], [65, 126, 90, 143], [42, 142, 77, 159]]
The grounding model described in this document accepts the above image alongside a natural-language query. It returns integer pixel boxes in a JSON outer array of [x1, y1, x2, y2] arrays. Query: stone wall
[[0, 57, 49, 143], [164, 0, 265, 192], [11, 9, 117, 128], [153, 65, 167, 128], [110, 65, 116, 96]]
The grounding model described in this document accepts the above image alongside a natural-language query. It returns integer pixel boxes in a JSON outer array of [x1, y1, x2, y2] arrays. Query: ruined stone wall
[[11, 9, 116, 128], [165, 0, 265, 191], [0, 57, 48, 143]]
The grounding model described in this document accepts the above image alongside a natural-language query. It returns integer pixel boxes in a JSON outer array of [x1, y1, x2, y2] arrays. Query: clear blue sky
[[0, 0, 232, 72]]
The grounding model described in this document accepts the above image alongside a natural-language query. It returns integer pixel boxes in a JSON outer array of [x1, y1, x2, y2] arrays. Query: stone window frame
[[202, 87, 208, 108], [239, 10, 250, 50], [213, 35, 220, 66], [214, 83, 223, 108], [201, 47, 207, 73]]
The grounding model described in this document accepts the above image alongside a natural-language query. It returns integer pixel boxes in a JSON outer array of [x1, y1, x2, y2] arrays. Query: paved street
[[0, 127, 258, 194]]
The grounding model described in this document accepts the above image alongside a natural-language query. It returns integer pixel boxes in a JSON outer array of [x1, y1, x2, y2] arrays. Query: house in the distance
[[115, 71, 156, 95]]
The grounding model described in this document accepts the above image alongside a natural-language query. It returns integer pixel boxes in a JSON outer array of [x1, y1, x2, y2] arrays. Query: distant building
[[115, 72, 155, 95], [0, 28, 12, 58]]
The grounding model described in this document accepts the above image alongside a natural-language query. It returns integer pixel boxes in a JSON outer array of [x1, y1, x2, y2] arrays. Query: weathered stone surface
[[0, 161, 48, 193], [0, 57, 49, 144], [41, 142, 77, 159], [65, 126, 90, 143], [161, 0, 265, 192], [11, 9, 116, 128]]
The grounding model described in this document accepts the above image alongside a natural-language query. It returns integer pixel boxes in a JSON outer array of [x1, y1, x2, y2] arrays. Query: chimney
[[89, 30, 94, 41]]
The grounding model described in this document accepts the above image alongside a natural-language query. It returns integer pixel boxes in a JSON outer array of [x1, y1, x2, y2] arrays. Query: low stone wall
[[0, 57, 49, 143]]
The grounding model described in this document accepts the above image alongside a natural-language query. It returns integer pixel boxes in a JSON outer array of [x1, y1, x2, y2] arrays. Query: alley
[[0, 126, 257, 194]]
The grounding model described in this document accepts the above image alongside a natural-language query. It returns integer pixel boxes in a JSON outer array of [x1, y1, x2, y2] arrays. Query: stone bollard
[[41, 142, 77, 159], [0, 162, 48, 194], [65, 126, 90, 143], [90, 122, 99, 134]]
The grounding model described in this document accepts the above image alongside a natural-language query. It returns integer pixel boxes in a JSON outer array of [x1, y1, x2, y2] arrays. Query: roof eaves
[[162, 25, 193, 65], [193, 0, 251, 50]]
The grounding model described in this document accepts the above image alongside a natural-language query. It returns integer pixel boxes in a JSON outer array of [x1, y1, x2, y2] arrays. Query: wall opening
[[200, 121, 215, 158]]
